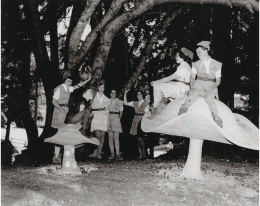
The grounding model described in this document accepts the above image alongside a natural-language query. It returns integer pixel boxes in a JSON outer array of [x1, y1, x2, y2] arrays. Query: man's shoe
[[178, 105, 188, 115], [212, 113, 223, 128], [53, 154, 62, 164], [147, 99, 169, 120]]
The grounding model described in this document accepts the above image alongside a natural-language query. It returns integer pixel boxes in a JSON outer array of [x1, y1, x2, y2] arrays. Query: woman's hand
[[87, 74, 92, 82], [205, 87, 213, 92], [125, 88, 130, 93], [107, 123, 111, 132]]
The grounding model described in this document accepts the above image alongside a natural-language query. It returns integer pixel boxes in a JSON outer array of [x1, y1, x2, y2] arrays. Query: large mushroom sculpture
[[44, 124, 100, 175], [142, 96, 259, 179]]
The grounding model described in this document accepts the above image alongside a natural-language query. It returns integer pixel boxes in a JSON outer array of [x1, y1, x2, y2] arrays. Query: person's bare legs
[[114, 132, 120, 156], [137, 139, 143, 159], [204, 92, 223, 127], [108, 131, 115, 159], [69, 109, 93, 136], [95, 130, 105, 159], [53, 146, 62, 163], [89, 130, 101, 158], [179, 92, 200, 115], [153, 84, 163, 106], [139, 138, 146, 159]]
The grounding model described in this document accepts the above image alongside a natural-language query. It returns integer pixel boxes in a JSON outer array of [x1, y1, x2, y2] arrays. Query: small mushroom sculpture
[[44, 124, 100, 175], [142, 96, 259, 179]]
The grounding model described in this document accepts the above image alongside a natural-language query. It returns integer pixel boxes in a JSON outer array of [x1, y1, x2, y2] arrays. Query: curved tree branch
[[69, 0, 128, 73], [91, 0, 258, 75], [68, 0, 101, 71], [117, 6, 191, 98]]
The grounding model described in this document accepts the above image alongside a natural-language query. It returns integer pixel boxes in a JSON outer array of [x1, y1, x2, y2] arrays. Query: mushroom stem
[[180, 138, 204, 179], [61, 145, 81, 174]]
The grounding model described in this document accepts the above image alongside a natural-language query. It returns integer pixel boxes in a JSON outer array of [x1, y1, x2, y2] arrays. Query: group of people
[[51, 40, 224, 163]]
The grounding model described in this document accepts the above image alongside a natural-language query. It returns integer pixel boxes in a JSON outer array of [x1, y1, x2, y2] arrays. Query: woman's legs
[[69, 109, 94, 136], [153, 84, 163, 106], [137, 137, 146, 159], [89, 130, 101, 158], [114, 132, 120, 156], [108, 131, 115, 159], [204, 92, 223, 127], [96, 130, 105, 159], [179, 92, 200, 115]]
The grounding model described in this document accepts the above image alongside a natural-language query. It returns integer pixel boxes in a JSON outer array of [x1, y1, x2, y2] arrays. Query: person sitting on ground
[[148, 47, 193, 119], [107, 87, 124, 160], [52, 71, 92, 163], [124, 89, 149, 159], [178, 41, 223, 128]]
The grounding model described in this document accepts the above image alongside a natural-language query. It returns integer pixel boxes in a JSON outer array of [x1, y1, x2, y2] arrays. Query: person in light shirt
[[148, 47, 193, 119], [179, 41, 223, 128], [51, 71, 92, 163], [88, 80, 110, 159], [107, 88, 124, 160], [124, 89, 149, 159]]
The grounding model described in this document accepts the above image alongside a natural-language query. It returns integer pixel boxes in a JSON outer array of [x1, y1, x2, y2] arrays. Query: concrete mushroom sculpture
[[142, 96, 259, 179], [44, 124, 100, 175]]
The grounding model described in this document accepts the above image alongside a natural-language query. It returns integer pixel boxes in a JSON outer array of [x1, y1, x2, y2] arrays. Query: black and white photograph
[[1, 0, 259, 205]]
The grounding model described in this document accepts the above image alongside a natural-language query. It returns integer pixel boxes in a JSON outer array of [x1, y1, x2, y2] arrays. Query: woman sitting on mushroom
[[149, 47, 193, 119]]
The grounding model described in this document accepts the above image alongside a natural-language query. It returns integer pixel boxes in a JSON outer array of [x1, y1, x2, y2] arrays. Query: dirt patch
[[2, 159, 259, 206]]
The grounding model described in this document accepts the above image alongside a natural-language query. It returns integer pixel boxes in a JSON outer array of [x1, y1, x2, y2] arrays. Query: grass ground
[[1, 158, 259, 206]]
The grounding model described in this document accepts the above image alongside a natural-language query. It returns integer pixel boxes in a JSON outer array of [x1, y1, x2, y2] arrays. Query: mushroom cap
[[142, 96, 259, 150], [44, 124, 100, 146]]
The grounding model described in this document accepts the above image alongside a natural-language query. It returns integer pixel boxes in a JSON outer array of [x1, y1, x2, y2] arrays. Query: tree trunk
[[72, 0, 128, 73], [63, 0, 87, 70], [27, 0, 59, 139], [18, 45, 39, 160], [117, 6, 190, 98], [91, 0, 256, 77], [67, 0, 102, 72], [49, 1, 59, 71]]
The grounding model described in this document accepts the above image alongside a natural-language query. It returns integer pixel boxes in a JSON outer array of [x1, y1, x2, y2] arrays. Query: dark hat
[[180, 47, 194, 59], [197, 41, 211, 51]]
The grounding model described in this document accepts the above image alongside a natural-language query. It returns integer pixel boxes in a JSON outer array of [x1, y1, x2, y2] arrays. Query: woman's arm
[[52, 99, 66, 114], [154, 73, 180, 85], [73, 75, 92, 90], [119, 111, 123, 119], [124, 88, 130, 105]]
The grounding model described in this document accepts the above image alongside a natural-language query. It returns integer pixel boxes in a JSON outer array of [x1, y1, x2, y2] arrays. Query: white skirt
[[91, 111, 108, 132], [159, 82, 190, 98]]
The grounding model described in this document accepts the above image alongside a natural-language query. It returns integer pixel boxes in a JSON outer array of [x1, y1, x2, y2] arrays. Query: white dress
[[91, 93, 110, 132], [159, 62, 191, 98]]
